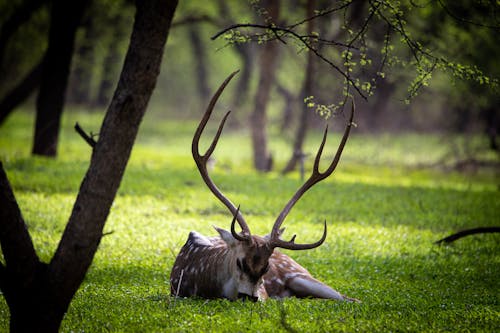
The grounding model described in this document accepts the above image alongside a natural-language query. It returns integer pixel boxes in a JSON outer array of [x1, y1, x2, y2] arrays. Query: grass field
[[0, 109, 499, 332]]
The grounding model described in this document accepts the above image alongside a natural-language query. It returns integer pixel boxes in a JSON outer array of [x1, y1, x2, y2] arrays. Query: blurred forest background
[[0, 0, 498, 170]]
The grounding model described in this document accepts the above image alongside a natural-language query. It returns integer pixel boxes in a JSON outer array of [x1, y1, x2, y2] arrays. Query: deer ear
[[214, 226, 237, 246]]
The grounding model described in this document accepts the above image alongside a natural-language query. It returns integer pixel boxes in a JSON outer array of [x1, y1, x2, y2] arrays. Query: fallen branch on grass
[[435, 227, 500, 244]]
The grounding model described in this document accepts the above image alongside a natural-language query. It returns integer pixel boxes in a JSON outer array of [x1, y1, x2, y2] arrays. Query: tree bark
[[282, 0, 316, 174], [251, 0, 280, 172], [0, 1, 178, 331], [32, 0, 89, 157]]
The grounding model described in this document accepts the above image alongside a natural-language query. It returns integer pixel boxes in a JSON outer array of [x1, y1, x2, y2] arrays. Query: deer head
[[170, 70, 355, 301]]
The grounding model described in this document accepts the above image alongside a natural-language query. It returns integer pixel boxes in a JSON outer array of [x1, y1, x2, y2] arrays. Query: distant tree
[[188, 24, 211, 103], [0, 0, 48, 125], [0, 61, 43, 124], [32, 0, 90, 156], [282, 0, 317, 174], [250, 0, 281, 172], [0, 1, 178, 331], [94, 0, 134, 108], [68, 2, 99, 105], [213, 0, 499, 171], [0, 0, 48, 70]]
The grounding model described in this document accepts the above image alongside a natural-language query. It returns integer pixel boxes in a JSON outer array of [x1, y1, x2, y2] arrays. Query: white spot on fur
[[270, 277, 283, 285]]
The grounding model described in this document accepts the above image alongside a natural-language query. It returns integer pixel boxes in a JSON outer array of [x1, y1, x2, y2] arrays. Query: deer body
[[170, 71, 358, 302], [170, 230, 348, 301]]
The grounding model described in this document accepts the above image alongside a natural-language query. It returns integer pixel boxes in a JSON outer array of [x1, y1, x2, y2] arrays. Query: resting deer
[[170, 71, 359, 302]]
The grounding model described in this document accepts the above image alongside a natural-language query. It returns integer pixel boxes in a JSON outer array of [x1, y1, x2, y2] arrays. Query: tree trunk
[[68, 8, 98, 105], [251, 0, 280, 172], [0, 1, 178, 331], [282, 0, 316, 174], [276, 83, 295, 133], [95, 11, 129, 107], [0, 60, 43, 125], [32, 0, 89, 157], [188, 25, 210, 103], [0, 0, 47, 69]]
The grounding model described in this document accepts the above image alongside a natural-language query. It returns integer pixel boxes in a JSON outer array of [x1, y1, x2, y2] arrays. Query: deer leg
[[287, 276, 352, 301]]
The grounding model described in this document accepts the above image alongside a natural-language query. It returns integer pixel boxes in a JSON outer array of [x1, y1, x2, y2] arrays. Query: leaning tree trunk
[[250, 0, 280, 172], [0, 60, 43, 125], [32, 0, 89, 157], [0, 1, 178, 331], [0, 0, 47, 70]]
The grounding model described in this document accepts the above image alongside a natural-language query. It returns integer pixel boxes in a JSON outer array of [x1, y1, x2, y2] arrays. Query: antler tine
[[230, 205, 250, 241], [192, 70, 251, 237], [270, 101, 355, 250]]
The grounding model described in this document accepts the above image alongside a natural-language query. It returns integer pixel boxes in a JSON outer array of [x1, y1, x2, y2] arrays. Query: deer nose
[[237, 293, 259, 302]]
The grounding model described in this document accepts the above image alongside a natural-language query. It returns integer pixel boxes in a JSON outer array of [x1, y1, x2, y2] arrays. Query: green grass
[[0, 110, 499, 332]]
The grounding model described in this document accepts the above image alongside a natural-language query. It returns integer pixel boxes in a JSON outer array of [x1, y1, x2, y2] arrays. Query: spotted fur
[[170, 229, 359, 302]]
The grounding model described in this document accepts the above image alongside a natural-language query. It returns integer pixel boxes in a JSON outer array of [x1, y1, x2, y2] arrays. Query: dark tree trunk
[[188, 25, 210, 103], [232, 43, 255, 110], [32, 0, 90, 157], [0, 60, 43, 125], [0, 1, 178, 331], [216, 0, 255, 123], [0, 0, 47, 69], [95, 11, 129, 107], [69, 7, 98, 105], [282, 0, 316, 174], [276, 84, 295, 132], [367, 77, 395, 130], [251, 0, 280, 172]]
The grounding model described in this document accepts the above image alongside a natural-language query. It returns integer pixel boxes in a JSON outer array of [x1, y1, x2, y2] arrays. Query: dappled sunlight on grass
[[0, 111, 499, 331]]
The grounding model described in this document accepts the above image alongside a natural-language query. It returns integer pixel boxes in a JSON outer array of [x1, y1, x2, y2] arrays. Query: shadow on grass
[[65, 235, 500, 332]]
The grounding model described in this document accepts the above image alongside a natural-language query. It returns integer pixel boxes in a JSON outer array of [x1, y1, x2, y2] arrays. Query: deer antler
[[192, 70, 251, 241], [269, 101, 355, 250]]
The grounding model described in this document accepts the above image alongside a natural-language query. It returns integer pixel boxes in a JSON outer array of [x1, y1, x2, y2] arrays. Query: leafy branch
[[212, 0, 498, 118]]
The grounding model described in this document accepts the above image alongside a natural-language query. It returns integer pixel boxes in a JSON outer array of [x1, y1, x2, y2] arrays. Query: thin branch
[[347, 2, 379, 47], [74, 122, 97, 148], [211, 23, 368, 100], [288, 2, 353, 30], [435, 227, 500, 244]]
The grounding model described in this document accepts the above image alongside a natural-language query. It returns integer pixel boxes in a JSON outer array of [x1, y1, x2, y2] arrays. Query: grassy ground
[[0, 110, 499, 332]]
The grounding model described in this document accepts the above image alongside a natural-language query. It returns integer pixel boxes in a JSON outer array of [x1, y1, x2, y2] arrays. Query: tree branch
[[0, 60, 43, 125], [74, 122, 97, 148], [435, 227, 500, 244], [211, 23, 367, 100]]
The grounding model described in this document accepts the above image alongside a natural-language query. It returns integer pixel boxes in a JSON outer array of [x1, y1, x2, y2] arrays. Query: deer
[[170, 71, 359, 302]]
